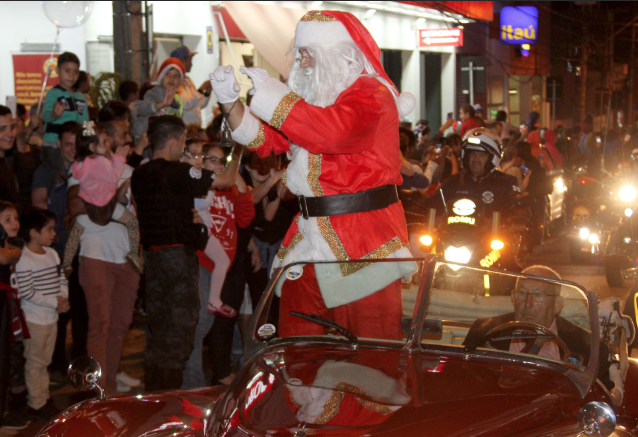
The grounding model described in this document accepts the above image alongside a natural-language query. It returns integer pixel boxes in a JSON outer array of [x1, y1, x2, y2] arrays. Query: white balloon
[[42, 1, 94, 28]]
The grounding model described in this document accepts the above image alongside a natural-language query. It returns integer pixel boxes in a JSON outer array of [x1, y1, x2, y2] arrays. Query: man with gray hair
[[463, 265, 593, 365]]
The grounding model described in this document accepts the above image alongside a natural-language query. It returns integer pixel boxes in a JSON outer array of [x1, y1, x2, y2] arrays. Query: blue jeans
[[182, 266, 215, 389]]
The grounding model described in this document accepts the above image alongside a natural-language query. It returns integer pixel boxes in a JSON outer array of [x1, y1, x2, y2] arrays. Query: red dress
[[197, 186, 255, 271]]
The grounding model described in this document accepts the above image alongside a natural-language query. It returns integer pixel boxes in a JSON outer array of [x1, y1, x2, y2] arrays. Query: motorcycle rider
[[430, 128, 520, 217]]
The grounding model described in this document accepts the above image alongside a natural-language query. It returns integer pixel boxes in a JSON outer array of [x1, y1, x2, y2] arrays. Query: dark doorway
[[382, 49, 402, 93], [421, 52, 442, 129]]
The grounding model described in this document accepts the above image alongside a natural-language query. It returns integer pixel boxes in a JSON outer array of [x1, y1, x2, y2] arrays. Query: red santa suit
[[230, 10, 417, 339]]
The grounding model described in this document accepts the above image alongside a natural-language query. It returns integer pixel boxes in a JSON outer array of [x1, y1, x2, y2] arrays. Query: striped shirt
[[15, 246, 68, 325]]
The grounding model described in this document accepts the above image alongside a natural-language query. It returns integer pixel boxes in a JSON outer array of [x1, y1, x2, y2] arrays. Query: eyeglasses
[[512, 291, 557, 304], [204, 156, 224, 164], [183, 152, 206, 159]]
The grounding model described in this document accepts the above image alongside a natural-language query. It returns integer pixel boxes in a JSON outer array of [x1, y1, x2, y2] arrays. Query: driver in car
[[463, 265, 611, 385]]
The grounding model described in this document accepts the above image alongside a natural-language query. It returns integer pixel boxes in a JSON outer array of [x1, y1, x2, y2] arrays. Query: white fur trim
[[284, 146, 315, 198], [230, 104, 260, 145], [295, 21, 354, 48], [249, 78, 292, 125]]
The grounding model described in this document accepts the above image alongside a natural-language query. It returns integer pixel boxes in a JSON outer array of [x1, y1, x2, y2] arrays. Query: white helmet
[[461, 127, 503, 173]]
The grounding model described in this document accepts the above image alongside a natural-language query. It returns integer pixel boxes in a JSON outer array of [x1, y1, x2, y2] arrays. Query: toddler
[[62, 122, 142, 277]]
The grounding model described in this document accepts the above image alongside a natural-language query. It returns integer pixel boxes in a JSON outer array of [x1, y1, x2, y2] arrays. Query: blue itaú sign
[[500, 6, 538, 45]]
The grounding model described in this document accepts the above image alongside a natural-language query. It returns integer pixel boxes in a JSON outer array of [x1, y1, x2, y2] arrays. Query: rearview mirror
[[68, 356, 105, 399]]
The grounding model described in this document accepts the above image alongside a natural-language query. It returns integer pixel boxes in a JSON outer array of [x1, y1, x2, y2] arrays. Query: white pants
[[23, 321, 57, 410]]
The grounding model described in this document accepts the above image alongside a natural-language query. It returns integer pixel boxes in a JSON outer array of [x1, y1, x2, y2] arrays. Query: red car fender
[[624, 357, 638, 417]]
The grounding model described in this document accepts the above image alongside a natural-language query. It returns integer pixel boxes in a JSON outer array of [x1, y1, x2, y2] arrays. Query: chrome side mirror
[[68, 356, 105, 400], [577, 402, 616, 436]]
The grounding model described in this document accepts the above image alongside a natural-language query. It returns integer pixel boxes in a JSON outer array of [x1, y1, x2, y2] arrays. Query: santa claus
[[209, 10, 418, 340]]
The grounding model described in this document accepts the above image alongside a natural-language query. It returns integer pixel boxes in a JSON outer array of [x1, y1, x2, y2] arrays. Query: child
[[14, 210, 68, 420], [41, 52, 89, 178], [199, 144, 254, 318], [183, 140, 234, 318], [62, 122, 143, 277], [0, 202, 23, 428], [133, 58, 199, 140]]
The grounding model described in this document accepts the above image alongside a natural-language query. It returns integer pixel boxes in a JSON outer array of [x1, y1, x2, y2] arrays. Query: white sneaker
[[117, 381, 131, 393], [117, 372, 141, 387]]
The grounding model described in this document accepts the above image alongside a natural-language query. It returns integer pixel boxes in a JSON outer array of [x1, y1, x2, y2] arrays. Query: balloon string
[[37, 27, 61, 114]]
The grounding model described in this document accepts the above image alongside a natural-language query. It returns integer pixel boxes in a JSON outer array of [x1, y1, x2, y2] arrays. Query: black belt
[[297, 185, 398, 219]]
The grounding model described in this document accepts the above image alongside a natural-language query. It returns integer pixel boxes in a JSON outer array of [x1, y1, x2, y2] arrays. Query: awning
[[223, 2, 307, 79], [396, 1, 493, 22]]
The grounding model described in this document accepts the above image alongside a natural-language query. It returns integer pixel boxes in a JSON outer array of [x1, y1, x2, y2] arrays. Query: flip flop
[[208, 303, 237, 318]]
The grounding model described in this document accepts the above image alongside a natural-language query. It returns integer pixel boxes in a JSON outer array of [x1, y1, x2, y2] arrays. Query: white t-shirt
[[15, 246, 69, 325], [68, 164, 134, 264]]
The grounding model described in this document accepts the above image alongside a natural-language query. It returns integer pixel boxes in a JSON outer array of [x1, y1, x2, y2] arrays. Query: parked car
[[40, 257, 638, 437]]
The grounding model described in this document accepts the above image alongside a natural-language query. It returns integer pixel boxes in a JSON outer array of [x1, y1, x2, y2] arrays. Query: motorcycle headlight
[[619, 186, 637, 202], [554, 177, 566, 193], [490, 239, 504, 250], [588, 234, 599, 244], [444, 246, 472, 264], [579, 228, 590, 239], [419, 235, 433, 246]]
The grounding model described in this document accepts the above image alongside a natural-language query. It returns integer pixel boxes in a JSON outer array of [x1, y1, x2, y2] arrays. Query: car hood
[[212, 343, 578, 437], [38, 385, 227, 437]]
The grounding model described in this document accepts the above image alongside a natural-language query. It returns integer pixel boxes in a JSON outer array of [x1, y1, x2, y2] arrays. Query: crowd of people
[[0, 12, 634, 430], [0, 46, 298, 429]]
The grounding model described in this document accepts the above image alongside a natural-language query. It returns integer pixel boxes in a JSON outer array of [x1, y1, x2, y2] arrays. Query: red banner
[[419, 28, 464, 47], [12, 53, 60, 115]]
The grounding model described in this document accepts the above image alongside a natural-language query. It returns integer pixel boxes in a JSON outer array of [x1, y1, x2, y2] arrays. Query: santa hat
[[294, 10, 416, 118], [157, 57, 185, 86]]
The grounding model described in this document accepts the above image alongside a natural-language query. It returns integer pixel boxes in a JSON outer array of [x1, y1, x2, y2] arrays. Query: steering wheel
[[481, 321, 573, 366]]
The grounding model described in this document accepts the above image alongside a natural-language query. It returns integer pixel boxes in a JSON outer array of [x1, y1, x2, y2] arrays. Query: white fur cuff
[[250, 78, 294, 127], [231, 104, 260, 146]]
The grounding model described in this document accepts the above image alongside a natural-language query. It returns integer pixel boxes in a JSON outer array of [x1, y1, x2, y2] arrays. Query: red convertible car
[[39, 257, 638, 436]]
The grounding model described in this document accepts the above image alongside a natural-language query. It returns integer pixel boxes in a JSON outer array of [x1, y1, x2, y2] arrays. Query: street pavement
[[3, 235, 636, 436]]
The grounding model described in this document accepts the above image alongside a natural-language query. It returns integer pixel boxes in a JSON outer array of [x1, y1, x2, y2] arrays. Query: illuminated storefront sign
[[500, 6, 538, 45], [480, 249, 501, 268], [418, 28, 464, 47]]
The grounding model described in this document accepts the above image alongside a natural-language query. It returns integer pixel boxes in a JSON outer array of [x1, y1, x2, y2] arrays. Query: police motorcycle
[[566, 166, 638, 269], [402, 129, 525, 274]]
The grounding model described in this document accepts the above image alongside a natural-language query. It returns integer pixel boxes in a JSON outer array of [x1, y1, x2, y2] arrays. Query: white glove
[[209, 66, 240, 104], [240, 67, 271, 93]]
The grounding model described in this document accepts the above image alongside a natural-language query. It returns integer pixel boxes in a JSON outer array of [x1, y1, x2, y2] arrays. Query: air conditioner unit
[[20, 43, 59, 53]]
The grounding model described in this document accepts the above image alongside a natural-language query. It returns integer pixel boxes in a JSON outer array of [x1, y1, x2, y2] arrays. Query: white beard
[[287, 43, 375, 108]]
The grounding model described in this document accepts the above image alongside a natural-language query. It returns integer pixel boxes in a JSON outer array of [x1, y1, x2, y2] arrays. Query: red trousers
[[279, 264, 403, 340]]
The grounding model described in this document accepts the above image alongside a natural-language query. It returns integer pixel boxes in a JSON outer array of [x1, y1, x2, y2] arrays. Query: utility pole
[[579, 25, 588, 123], [548, 78, 558, 130], [629, 23, 635, 128], [113, 1, 151, 83]]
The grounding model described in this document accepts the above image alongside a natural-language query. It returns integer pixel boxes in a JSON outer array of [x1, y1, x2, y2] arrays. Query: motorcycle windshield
[[444, 198, 487, 231]]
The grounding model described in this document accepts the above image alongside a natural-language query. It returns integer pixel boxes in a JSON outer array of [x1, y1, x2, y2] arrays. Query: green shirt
[[42, 85, 89, 144]]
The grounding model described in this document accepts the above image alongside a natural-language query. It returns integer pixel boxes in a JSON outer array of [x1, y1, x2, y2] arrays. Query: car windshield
[[426, 262, 592, 369], [252, 259, 592, 370]]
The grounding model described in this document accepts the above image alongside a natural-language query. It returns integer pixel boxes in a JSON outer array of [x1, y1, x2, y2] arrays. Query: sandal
[[208, 303, 237, 318]]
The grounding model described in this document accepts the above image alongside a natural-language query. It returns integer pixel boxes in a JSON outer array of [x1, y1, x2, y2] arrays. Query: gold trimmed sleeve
[[270, 92, 303, 130], [246, 122, 265, 149]]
